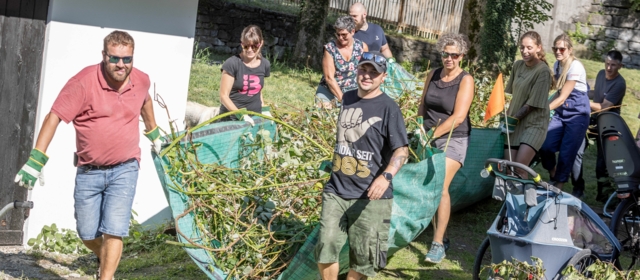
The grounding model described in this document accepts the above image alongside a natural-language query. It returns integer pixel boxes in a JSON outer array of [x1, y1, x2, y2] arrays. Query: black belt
[[82, 159, 135, 170]]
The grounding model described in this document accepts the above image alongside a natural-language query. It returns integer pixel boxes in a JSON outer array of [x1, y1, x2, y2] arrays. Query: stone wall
[[195, 1, 440, 68], [195, 1, 299, 60], [574, 0, 640, 67]]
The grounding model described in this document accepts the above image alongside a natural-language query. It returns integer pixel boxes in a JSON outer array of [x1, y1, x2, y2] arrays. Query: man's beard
[[106, 65, 131, 82]]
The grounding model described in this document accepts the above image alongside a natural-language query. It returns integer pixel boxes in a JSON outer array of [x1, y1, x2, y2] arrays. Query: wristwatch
[[382, 172, 393, 182]]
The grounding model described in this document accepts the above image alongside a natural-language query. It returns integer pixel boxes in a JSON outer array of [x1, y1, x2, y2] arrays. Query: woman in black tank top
[[419, 33, 475, 264]]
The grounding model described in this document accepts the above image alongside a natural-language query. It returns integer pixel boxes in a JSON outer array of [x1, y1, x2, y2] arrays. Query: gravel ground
[[0, 246, 94, 280]]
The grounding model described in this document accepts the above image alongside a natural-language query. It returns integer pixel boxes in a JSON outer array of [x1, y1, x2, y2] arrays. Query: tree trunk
[[293, 0, 329, 69]]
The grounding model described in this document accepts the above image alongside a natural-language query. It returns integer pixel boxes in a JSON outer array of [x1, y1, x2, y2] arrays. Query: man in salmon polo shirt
[[14, 30, 162, 280]]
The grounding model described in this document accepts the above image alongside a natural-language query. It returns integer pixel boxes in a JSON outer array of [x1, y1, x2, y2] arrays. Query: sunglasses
[[105, 54, 133, 64], [552, 47, 567, 53], [441, 52, 461, 59], [362, 52, 387, 65], [241, 43, 261, 51]]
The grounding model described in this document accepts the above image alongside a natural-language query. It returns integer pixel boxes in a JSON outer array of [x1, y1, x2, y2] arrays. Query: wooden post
[[397, 0, 405, 33]]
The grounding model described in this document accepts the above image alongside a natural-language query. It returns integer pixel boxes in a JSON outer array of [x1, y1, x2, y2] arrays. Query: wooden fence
[[226, 0, 465, 39]]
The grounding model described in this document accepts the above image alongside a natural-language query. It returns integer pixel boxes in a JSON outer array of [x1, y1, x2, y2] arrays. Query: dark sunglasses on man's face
[[552, 47, 567, 54], [361, 52, 387, 65], [105, 54, 133, 64], [440, 52, 461, 59]]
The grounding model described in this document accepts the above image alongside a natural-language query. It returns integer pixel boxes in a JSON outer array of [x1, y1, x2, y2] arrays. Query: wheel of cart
[[473, 158, 622, 280], [597, 112, 640, 271]]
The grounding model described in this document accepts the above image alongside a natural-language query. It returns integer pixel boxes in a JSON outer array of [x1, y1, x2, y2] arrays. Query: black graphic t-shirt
[[325, 90, 409, 199], [219, 55, 271, 119], [354, 23, 388, 52]]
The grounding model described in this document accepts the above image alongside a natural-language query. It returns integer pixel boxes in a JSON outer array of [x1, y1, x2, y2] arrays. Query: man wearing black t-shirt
[[350, 3, 393, 59], [571, 50, 626, 201], [315, 52, 409, 279]]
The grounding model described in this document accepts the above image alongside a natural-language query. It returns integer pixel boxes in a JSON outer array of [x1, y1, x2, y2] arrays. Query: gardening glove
[[499, 115, 519, 134], [144, 126, 162, 154], [387, 57, 396, 64], [15, 148, 48, 189], [243, 115, 255, 127]]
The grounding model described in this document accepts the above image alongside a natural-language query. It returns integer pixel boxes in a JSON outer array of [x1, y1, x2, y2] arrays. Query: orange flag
[[484, 73, 505, 122]]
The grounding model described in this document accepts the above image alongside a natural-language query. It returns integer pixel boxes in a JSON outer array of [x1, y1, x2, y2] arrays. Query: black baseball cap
[[358, 51, 387, 73]]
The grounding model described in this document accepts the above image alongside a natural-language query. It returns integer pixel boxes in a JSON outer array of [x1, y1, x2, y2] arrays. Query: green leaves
[[26, 223, 90, 254]]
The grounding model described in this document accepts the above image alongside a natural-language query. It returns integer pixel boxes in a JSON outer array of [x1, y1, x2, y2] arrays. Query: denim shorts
[[74, 159, 139, 240], [315, 192, 392, 277]]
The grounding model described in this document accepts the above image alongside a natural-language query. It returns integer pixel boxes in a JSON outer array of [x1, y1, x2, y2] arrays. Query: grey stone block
[[212, 38, 225, 46], [622, 52, 632, 64], [198, 15, 210, 23], [630, 41, 640, 52], [596, 40, 611, 50], [584, 39, 595, 48], [210, 30, 218, 37], [618, 29, 635, 41], [198, 41, 213, 50], [213, 45, 232, 54], [605, 27, 621, 39], [218, 30, 229, 40], [630, 53, 640, 64], [615, 39, 629, 50], [632, 30, 640, 42], [589, 14, 613, 26], [604, 7, 630, 15], [612, 15, 639, 28], [602, 0, 632, 8], [272, 45, 286, 60]]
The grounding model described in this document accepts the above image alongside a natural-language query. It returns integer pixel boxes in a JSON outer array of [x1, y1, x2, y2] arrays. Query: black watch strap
[[382, 172, 393, 182]]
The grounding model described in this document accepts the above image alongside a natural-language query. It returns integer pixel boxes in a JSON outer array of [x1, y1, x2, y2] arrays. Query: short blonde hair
[[103, 30, 135, 51], [436, 33, 468, 54]]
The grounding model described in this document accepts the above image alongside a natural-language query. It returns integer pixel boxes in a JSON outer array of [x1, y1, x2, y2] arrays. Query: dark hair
[[606, 50, 623, 63]]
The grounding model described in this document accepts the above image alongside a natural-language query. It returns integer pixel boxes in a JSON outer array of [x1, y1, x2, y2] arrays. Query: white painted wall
[[25, 0, 198, 243]]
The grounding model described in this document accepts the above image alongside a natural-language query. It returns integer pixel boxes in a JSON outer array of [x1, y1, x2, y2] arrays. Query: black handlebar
[[483, 158, 562, 195]]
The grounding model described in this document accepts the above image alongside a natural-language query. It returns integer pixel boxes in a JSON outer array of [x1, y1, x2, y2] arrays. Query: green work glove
[[387, 57, 396, 64], [144, 126, 162, 154], [15, 148, 48, 189], [499, 115, 519, 134], [234, 111, 255, 127]]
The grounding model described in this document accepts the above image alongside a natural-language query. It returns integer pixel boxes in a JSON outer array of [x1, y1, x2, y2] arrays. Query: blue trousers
[[539, 114, 589, 183]]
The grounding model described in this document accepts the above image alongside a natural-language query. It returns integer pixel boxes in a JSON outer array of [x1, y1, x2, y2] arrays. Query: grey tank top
[[422, 68, 470, 138]]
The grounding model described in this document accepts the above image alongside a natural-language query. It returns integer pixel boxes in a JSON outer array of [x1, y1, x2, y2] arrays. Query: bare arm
[[418, 69, 436, 117], [322, 50, 344, 101], [34, 112, 62, 153], [590, 99, 614, 111], [431, 75, 474, 138], [140, 95, 158, 131], [380, 43, 393, 59], [549, 80, 577, 110], [513, 104, 535, 120], [367, 146, 409, 200], [219, 70, 239, 112]]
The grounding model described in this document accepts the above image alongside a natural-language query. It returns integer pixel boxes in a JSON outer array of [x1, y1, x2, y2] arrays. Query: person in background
[[419, 33, 474, 264], [316, 16, 368, 108], [315, 52, 408, 280], [14, 30, 161, 280], [349, 2, 393, 59], [539, 34, 590, 191], [571, 50, 626, 200], [502, 31, 553, 177], [219, 25, 270, 125]]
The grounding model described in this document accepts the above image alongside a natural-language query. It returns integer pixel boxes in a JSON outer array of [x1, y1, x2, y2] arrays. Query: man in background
[[349, 2, 393, 59]]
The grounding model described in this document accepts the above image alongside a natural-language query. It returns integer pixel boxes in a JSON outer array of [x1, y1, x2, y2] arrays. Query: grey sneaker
[[425, 241, 446, 263]]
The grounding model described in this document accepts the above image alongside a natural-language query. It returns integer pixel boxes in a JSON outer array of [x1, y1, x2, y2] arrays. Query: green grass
[[188, 53, 321, 110]]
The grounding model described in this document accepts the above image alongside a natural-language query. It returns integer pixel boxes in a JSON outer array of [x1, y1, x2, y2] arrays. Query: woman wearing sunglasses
[[419, 33, 474, 264], [218, 25, 271, 125], [316, 16, 368, 108], [502, 31, 553, 178], [538, 34, 590, 190]]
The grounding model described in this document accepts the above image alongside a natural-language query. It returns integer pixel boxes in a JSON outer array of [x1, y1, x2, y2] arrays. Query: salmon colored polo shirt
[[51, 63, 151, 167]]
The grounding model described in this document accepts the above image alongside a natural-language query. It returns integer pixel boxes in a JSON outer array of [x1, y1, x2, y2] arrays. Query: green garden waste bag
[[153, 118, 276, 280], [381, 61, 423, 99]]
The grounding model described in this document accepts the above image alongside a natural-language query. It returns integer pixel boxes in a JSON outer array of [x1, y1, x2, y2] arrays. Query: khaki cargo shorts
[[314, 192, 392, 277]]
